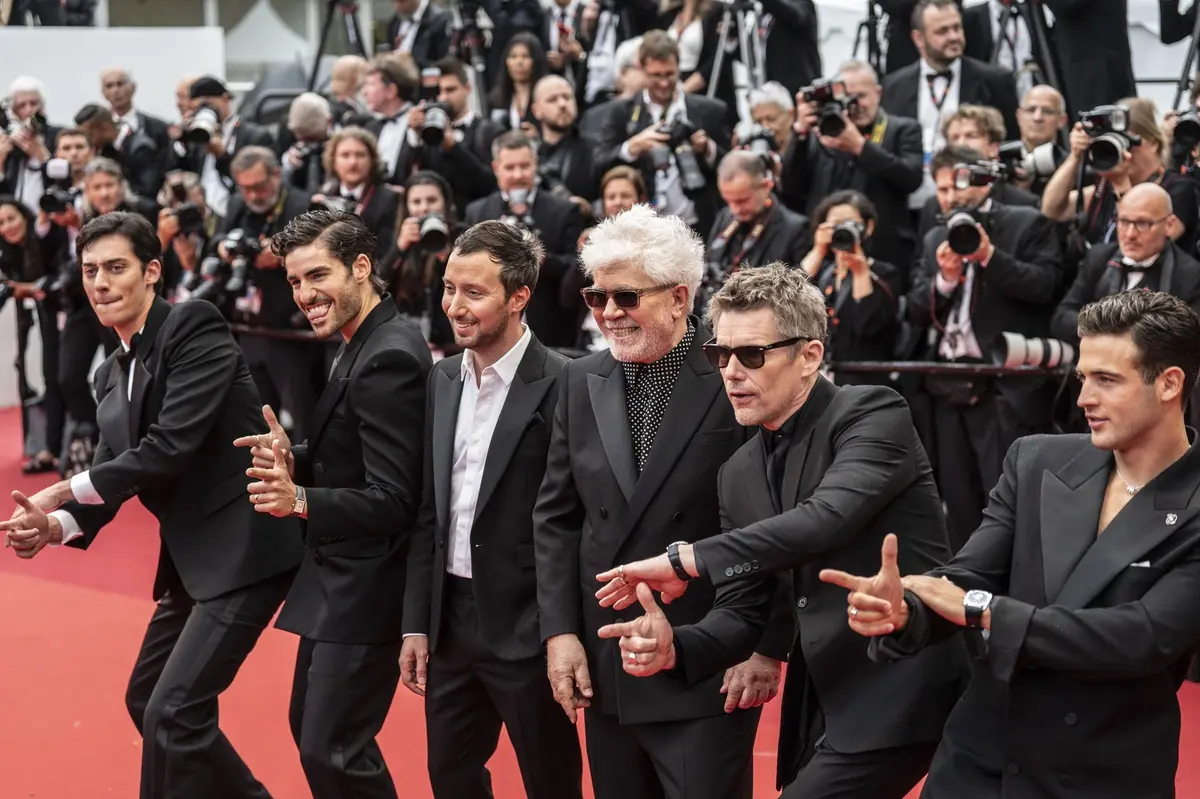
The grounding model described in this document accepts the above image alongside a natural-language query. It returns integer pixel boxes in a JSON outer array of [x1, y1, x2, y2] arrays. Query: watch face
[[965, 590, 991, 609]]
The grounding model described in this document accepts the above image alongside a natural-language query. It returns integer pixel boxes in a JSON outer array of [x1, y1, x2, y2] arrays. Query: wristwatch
[[290, 485, 307, 517], [666, 541, 693, 582], [963, 589, 993, 629]]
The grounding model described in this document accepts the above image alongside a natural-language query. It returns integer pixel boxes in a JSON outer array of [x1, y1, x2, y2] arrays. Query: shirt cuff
[[935, 272, 959, 296], [402, 633, 427, 638], [619, 141, 637, 163], [48, 510, 84, 545], [70, 470, 104, 505]]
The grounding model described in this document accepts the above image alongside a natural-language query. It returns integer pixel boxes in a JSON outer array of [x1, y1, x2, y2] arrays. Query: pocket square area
[[1130, 561, 1152, 568]]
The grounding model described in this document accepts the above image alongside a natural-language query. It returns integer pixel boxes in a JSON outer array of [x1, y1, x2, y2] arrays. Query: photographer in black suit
[[238, 210, 431, 799], [400, 220, 583, 799], [465, 131, 584, 348], [311, 127, 401, 261], [384, 0, 452, 68], [3, 212, 303, 799], [74, 103, 165, 203], [827, 289, 1200, 799], [100, 68, 172, 163], [595, 264, 965, 799]]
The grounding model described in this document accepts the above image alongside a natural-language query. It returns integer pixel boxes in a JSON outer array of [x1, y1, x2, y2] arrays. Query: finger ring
[[618, 564, 625, 578], [850, 606, 859, 618], [628, 651, 637, 664]]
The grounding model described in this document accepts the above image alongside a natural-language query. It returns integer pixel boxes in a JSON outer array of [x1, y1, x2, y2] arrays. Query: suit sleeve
[[304, 346, 427, 542], [981, 213, 1062, 305], [534, 363, 586, 641], [1050, 254, 1100, 345], [541, 204, 585, 284], [856, 118, 925, 195], [693, 389, 922, 582], [87, 302, 239, 504], [402, 369, 439, 635]]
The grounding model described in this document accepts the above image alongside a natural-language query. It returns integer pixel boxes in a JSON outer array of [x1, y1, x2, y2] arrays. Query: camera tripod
[[992, 0, 1062, 99], [707, 0, 766, 101], [851, 2, 884, 78], [1171, 2, 1200, 110], [308, 0, 371, 92], [448, 0, 490, 116]]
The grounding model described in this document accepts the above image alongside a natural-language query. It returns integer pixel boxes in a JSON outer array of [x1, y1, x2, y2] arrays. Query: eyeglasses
[[1116, 216, 1170, 232], [702, 336, 807, 370], [580, 284, 677, 310]]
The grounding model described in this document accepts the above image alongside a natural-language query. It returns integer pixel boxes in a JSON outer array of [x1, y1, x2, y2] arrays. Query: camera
[[830, 220, 865, 253], [953, 160, 1008, 190], [734, 121, 776, 157], [991, 331, 1075, 369], [0, 102, 46, 137], [416, 66, 454, 146], [538, 160, 571, 199], [39, 158, 79, 215], [183, 103, 221, 146], [172, 202, 206, 236], [653, 117, 706, 192], [997, 140, 1063, 181], [801, 79, 854, 138], [1175, 110, 1200, 152], [219, 229, 263, 294], [1079, 105, 1141, 172], [185, 255, 226, 299], [501, 190, 541, 237], [943, 206, 991, 256], [418, 213, 450, 251]]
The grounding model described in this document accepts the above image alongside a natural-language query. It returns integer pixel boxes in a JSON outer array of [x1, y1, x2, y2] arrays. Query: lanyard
[[926, 73, 953, 114], [712, 203, 773, 270]]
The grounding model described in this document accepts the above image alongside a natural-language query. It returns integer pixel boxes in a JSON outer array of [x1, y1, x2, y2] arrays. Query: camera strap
[[710, 202, 774, 270], [925, 72, 954, 114]]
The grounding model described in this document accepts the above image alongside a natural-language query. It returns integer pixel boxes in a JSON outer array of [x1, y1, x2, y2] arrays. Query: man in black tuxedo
[[74, 103, 165, 203], [2, 212, 303, 799], [384, 0, 451, 68], [399, 220, 583, 799], [360, 56, 421, 188], [465, 131, 584, 348], [313, 127, 401, 260], [1043, 0, 1134, 118], [533, 75, 598, 202], [595, 264, 965, 799], [784, 58, 924, 280], [534, 206, 791, 799], [100, 68, 172, 162], [707, 151, 811, 283], [882, 0, 1019, 171], [238, 209, 431, 799], [825, 289, 1200, 799], [907, 145, 1063, 550], [0, 77, 60, 214], [595, 31, 731, 237]]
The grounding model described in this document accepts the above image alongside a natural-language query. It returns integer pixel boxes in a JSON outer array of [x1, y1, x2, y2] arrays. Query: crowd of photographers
[[2, 0, 1199, 547]]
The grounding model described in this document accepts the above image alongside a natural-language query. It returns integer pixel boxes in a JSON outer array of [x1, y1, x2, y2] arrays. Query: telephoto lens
[[945, 212, 982, 256], [418, 213, 450, 251]]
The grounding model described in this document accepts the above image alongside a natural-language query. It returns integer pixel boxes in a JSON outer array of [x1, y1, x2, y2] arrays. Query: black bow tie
[[927, 70, 953, 83], [1120, 256, 1160, 271], [117, 333, 143, 371]]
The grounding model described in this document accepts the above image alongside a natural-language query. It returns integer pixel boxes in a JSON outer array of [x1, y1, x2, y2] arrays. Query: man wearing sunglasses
[[593, 264, 967, 799], [533, 205, 792, 799]]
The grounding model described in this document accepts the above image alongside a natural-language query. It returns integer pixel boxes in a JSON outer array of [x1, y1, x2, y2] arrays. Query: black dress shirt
[[622, 321, 696, 471]]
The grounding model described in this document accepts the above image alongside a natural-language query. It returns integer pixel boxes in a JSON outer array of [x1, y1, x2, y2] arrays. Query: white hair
[[748, 81, 793, 112], [9, 76, 44, 101], [616, 37, 643, 74], [837, 59, 879, 85], [288, 92, 332, 139], [580, 204, 705, 301]]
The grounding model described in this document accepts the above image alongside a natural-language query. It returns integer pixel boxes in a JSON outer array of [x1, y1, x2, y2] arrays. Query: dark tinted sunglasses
[[702, 336, 806, 370], [580, 283, 677, 310]]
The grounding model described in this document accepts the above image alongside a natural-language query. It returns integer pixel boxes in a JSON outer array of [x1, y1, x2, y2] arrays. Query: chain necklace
[[1115, 467, 1144, 497]]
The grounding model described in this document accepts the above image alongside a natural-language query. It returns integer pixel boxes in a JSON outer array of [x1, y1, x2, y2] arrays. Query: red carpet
[[2, 407, 1200, 799]]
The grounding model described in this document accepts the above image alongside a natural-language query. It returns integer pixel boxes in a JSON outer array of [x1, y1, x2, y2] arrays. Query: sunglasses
[[702, 336, 806, 370], [580, 283, 677, 310]]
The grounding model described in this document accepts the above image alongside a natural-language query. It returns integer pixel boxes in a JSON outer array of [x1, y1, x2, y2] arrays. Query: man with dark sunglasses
[[533, 204, 792, 799], [593, 263, 968, 799]]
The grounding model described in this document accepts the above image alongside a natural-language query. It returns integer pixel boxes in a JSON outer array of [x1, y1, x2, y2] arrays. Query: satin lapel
[[587, 362, 638, 504], [1039, 445, 1110, 603], [624, 345, 723, 532], [96, 362, 130, 454], [308, 302, 396, 446], [432, 367, 464, 535], [781, 378, 839, 510], [1056, 440, 1200, 609], [127, 297, 171, 446], [474, 369, 554, 524]]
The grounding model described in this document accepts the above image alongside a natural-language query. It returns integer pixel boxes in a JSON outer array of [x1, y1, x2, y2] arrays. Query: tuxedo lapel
[[432, 366, 464, 535], [587, 360, 638, 503], [127, 297, 171, 446], [1039, 446, 1110, 603], [96, 362, 130, 454], [309, 302, 395, 446]]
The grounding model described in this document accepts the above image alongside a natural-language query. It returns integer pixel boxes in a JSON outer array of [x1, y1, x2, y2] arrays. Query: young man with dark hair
[[824, 289, 1200, 798], [2, 211, 303, 799], [399, 219, 583, 799], [237, 209, 430, 799]]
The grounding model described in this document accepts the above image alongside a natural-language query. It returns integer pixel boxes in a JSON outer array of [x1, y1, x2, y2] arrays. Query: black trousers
[[124, 570, 294, 799], [585, 703, 761, 799], [425, 576, 583, 799], [781, 740, 938, 799], [288, 637, 402, 799]]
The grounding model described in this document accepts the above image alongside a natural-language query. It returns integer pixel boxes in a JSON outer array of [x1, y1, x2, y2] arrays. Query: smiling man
[[237, 209, 430, 799], [1, 212, 303, 799]]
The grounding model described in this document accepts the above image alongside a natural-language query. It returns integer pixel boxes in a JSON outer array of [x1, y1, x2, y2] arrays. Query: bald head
[[533, 75, 576, 133], [1118, 183, 1174, 262], [1123, 183, 1173, 217], [534, 75, 572, 103], [101, 68, 135, 115], [1017, 84, 1068, 148]]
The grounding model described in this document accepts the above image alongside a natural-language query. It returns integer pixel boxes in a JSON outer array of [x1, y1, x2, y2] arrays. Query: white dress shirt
[[912, 57, 963, 210], [619, 88, 699, 225], [377, 108, 411, 176], [445, 326, 532, 578], [394, 0, 429, 54], [584, 9, 619, 103]]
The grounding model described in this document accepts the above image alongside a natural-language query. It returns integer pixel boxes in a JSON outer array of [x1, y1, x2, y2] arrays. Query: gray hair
[[616, 36, 643, 74], [580, 204, 705, 302], [81, 156, 135, 215], [288, 92, 333, 139], [836, 59, 880, 86], [9, 76, 44, 101], [748, 81, 794, 113], [717, 149, 771, 183], [706, 263, 827, 343], [230, 145, 280, 176]]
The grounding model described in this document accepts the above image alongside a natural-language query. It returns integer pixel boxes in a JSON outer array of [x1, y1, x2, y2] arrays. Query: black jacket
[[705, 200, 812, 274], [881, 56, 1020, 146], [383, 3, 452, 68], [1044, 0, 1135, 117]]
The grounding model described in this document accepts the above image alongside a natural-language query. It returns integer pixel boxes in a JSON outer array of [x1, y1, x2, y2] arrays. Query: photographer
[[211, 146, 318, 438], [465, 131, 584, 347], [383, 0, 452, 68], [361, 55, 421, 185], [785, 59, 924, 284], [907, 145, 1062, 551], [0, 195, 66, 474], [99, 69, 171, 160], [0, 77, 59, 214], [1008, 84, 1069, 197], [155, 170, 208, 297], [705, 150, 810, 291], [596, 31, 729, 235], [379, 170, 459, 351], [312, 127, 400, 260], [53, 127, 94, 186], [532, 75, 597, 203], [280, 92, 332, 197], [800, 190, 901, 385], [1043, 98, 1199, 258], [73, 103, 164, 203], [739, 82, 798, 210]]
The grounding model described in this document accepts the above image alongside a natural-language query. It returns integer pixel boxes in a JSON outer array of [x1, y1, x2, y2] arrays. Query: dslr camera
[[1175, 110, 1200, 152], [0, 101, 47, 137], [734, 121, 777, 158], [417, 67, 455, 146], [652, 117, 706, 192], [39, 158, 79, 215], [997, 140, 1063, 182], [830, 220, 865, 253], [942, 206, 993, 256], [416, 213, 450, 252], [800, 79, 855, 138], [1079, 105, 1141, 172], [183, 103, 222, 146], [953, 160, 1008, 190], [219, 229, 263, 294]]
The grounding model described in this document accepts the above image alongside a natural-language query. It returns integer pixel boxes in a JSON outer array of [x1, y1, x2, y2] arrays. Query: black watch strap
[[667, 541, 693, 582]]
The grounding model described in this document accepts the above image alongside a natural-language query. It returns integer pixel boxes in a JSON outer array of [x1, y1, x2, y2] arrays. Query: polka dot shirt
[[621, 321, 696, 472]]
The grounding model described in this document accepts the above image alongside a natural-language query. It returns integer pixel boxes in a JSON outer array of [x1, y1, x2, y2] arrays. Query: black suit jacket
[[677, 379, 966, 787], [881, 56, 1020, 145], [352, 180, 403, 261], [533, 326, 792, 724], [384, 5, 452, 68], [1044, 0, 1135, 117], [275, 300, 430, 644], [415, 116, 502, 205], [916, 180, 1040, 250], [962, 1, 1054, 77], [706, 201, 812, 271], [595, 93, 731, 235], [61, 297, 303, 600], [404, 335, 568, 660], [465, 190, 584, 348], [877, 433, 1200, 798]]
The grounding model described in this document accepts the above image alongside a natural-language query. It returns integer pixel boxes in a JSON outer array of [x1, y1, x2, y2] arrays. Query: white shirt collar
[[920, 58, 962, 80], [115, 107, 139, 131], [120, 325, 147, 352], [461, 325, 531, 386], [340, 182, 365, 200]]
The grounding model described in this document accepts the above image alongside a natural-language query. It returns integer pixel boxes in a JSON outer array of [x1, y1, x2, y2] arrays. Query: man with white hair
[[534, 205, 791, 799], [281, 92, 332, 194], [0, 76, 58, 213], [100, 68, 172, 157]]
